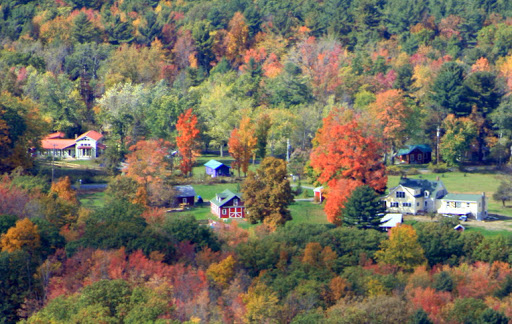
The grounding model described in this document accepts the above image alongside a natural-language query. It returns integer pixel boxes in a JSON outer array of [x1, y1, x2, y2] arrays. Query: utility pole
[[436, 125, 440, 164], [286, 138, 291, 163], [52, 144, 56, 184]]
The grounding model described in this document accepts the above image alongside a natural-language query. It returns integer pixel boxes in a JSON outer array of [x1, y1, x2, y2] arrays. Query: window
[[417, 202, 419, 206], [183, 198, 187, 203], [396, 191, 405, 198], [390, 202, 399, 207], [467, 203, 470, 207], [410, 154, 415, 162], [222, 209, 226, 215], [402, 202, 412, 207], [455, 202, 461, 208], [233, 199, 238, 206]]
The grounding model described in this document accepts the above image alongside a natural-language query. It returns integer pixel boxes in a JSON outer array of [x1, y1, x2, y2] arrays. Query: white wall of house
[[384, 186, 421, 215], [75, 137, 98, 159], [438, 197, 487, 220]]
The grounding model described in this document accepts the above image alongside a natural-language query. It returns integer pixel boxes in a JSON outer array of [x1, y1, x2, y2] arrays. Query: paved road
[[72, 183, 108, 190]]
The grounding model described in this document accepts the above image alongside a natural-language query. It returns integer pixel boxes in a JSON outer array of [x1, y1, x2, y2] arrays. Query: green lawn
[[78, 191, 106, 210], [182, 200, 327, 229], [191, 154, 261, 179], [464, 226, 512, 237], [193, 183, 241, 201]]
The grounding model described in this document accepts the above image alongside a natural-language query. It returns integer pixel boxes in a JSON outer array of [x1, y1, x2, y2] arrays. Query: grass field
[[464, 226, 512, 237], [183, 199, 327, 229], [78, 190, 106, 210]]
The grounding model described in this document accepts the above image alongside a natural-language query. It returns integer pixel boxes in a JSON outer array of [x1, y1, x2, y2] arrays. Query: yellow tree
[[1, 218, 40, 253], [225, 12, 249, 67], [375, 224, 426, 272], [228, 117, 257, 177], [243, 283, 281, 323], [206, 255, 236, 288], [440, 114, 477, 166]]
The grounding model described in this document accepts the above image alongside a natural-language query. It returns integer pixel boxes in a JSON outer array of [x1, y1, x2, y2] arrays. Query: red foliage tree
[[176, 108, 200, 177], [310, 108, 387, 223], [408, 286, 452, 323]]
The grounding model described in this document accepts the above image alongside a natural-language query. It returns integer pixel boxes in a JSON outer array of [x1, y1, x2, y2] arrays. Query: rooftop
[[398, 144, 432, 156], [174, 185, 196, 197], [442, 193, 484, 202], [204, 160, 228, 170], [210, 189, 241, 207], [77, 130, 103, 141]]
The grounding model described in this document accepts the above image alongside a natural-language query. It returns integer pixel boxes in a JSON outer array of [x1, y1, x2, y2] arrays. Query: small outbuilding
[[204, 160, 230, 177], [314, 187, 325, 203], [379, 213, 403, 232], [438, 193, 487, 221], [174, 185, 196, 206], [210, 189, 245, 219], [397, 145, 432, 164]]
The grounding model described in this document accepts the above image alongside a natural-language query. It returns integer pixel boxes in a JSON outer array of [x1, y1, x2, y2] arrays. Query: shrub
[[406, 168, 420, 176], [386, 165, 404, 176], [427, 163, 450, 173]]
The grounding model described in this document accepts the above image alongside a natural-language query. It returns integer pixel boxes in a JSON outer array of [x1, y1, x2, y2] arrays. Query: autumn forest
[[3, 0, 512, 323]]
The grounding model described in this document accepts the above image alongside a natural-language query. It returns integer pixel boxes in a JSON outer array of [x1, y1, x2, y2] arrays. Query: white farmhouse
[[41, 130, 105, 159], [383, 177, 488, 221], [383, 178, 447, 215]]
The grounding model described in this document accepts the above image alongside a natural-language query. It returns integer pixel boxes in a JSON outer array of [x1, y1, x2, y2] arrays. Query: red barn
[[210, 189, 245, 219]]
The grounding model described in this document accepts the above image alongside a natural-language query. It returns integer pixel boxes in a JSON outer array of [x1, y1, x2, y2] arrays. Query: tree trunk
[[220, 144, 223, 157]]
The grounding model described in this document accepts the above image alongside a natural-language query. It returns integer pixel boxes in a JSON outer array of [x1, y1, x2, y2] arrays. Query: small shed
[[174, 185, 196, 206], [204, 160, 230, 177], [210, 189, 245, 219], [454, 224, 465, 232], [314, 187, 324, 202], [397, 145, 432, 164], [379, 213, 403, 232]]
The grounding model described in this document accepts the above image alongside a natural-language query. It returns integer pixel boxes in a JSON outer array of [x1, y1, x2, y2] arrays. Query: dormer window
[[424, 191, 430, 198]]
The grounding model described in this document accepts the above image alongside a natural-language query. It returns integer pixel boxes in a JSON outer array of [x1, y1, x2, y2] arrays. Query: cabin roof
[[174, 185, 196, 197], [397, 144, 432, 155], [204, 160, 228, 169]]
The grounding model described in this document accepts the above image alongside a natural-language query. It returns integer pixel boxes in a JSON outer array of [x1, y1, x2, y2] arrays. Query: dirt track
[[405, 214, 512, 232]]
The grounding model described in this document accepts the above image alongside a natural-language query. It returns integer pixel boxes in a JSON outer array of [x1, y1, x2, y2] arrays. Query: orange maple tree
[[310, 108, 387, 223], [370, 89, 411, 163], [225, 12, 249, 67], [176, 108, 200, 177], [50, 176, 78, 204], [125, 138, 172, 186], [228, 117, 257, 177]]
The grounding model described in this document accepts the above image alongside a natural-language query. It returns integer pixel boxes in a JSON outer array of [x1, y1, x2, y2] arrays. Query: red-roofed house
[[40, 130, 104, 159]]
